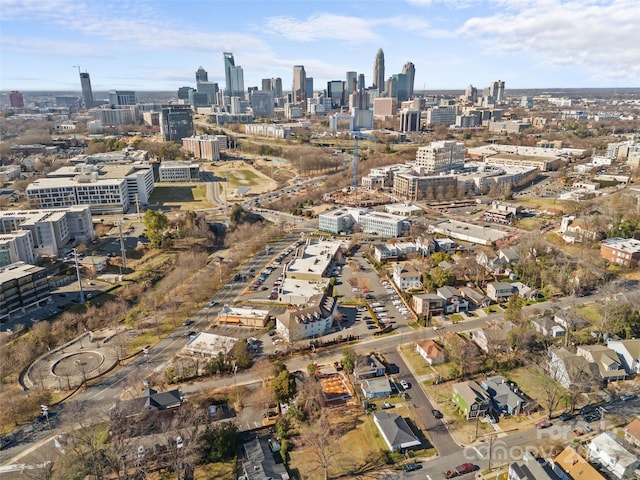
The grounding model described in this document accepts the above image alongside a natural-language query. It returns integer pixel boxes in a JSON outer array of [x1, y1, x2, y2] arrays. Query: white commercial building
[[0, 230, 35, 267], [183, 332, 237, 358], [244, 123, 291, 139], [414, 141, 466, 174], [318, 208, 356, 234], [318, 208, 407, 238], [158, 161, 200, 182], [0, 205, 95, 258], [26, 164, 154, 213], [182, 134, 226, 161]]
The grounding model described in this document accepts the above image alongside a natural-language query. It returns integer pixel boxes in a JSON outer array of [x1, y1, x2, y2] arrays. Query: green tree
[[197, 422, 238, 463], [272, 370, 296, 403], [341, 347, 356, 374], [430, 266, 456, 288], [143, 210, 169, 248], [230, 203, 243, 223], [504, 295, 524, 325], [430, 251, 452, 264]]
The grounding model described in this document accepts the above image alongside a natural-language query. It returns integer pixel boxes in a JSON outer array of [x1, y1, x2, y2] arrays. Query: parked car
[[432, 409, 443, 419], [584, 411, 601, 422], [445, 463, 477, 478], [182, 320, 194, 327], [535, 420, 552, 429], [400, 379, 409, 389], [487, 413, 497, 424], [402, 463, 422, 472], [559, 413, 574, 422], [620, 393, 637, 401]]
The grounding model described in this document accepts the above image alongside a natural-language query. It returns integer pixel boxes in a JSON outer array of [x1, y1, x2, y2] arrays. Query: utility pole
[[73, 248, 85, 304], [117, 221, 127, 271]]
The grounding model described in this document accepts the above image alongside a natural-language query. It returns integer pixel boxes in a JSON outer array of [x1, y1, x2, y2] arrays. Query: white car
[[400, 379, 409, 389]]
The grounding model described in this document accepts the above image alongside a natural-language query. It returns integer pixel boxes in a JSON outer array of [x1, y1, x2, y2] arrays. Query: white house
[[587, 432, 640, 479], [607, 339, 640, 374], [392, 263, 422, 291], [486, 282, 514, 302]]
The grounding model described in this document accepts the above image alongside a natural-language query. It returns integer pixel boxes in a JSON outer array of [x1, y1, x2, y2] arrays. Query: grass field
[[149, 184, 211, 209]]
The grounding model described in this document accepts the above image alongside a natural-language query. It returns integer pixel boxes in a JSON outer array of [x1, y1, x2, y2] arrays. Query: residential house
[[486, 281, 515, 302], [576, 345, 627, 383], [411, 293, 444, 317], [548, 346, 598, 390], [415, 236, 436, 257], [392, 263, 422, 291], [508, 451, 560, 480], [416, 339, 448, 365], [551, 446, 606, 480], [372, 411, 421, 452], [241, 437, 290, 480], [607, 339, 640, 374], [624, 418, 640, 448], [373, 243, 398, 263], [482, 375, 526, 415], [361, 377, 392, 399], [452, 380, 491, 420], [437, 286, 468, 313], [560, 216, 603, 244], [275, 294, 337, 342], [80, 255, 108, 274], [476, 251, 505, 275], [135, 388, 183, 411], [470, 320, 515, 353], [459, 286, 490, 308], [532, 316, 565, 337], [434, 237, 456, 253], [499, 246, 520, 265], [586, 432, 640, 480], [353, 354, 387, 380], [553, 310, 588, 331], [511, 281, 538, 300]]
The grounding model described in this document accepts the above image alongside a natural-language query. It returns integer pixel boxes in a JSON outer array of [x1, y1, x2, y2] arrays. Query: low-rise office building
[[158, 161, 200, 182], [0, 262, 50, 320]]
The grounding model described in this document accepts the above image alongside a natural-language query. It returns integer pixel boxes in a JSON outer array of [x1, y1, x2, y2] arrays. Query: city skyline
[[1, 0, 639, 93]]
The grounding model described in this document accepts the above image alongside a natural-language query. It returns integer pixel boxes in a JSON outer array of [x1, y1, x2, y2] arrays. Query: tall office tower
[[223, 52, 245, 98], [9, 91, 24, 109], [262, 78, 272, 91], [464, 84, 478, 103], [387, 74, 409, 102], [79, 72, 94, 109], [401, 62, 415, 99], [108, 90, 137, 106], [327, 81, 345, 108], [195, 66, 208, 82], [160, 105, 194, 142], [358, 73, 365, 91], [272, 78, 283, 98], [196, 81, 218, 105], [488, 80, 505, 104], [305, 77, 314, 98], [177, 86, 194, 100], [373, 48, 385, 93], [346, 71, 358, 93], [292, 65, 306, 103]]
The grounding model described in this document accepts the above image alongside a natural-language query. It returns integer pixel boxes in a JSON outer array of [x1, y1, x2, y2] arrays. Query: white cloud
[[1, 36, 113, 57], [262, 13, 382, 42], [457, 0, 640, 81]]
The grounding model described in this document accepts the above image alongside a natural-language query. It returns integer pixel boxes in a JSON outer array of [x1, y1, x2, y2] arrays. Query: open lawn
[[149, 184, 212, 209], [400, 345, 437, 378], [575, 303, 602, 324]]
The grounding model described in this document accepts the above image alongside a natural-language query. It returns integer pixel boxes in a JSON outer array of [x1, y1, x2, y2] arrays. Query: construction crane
[[350, 131, 377, 195]]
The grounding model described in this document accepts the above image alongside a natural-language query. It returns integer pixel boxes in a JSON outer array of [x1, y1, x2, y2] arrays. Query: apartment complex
[[414, 141, 466, 174], [0, 231, 35, 267], [318, 208, 407, 237], [0, 262, 50, 320], [182, 134, 226, 161]]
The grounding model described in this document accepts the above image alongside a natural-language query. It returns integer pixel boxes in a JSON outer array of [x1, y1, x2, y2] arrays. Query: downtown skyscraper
[[223, 52, 244, 98], [292, 65, 306, 103], [373, 48, 385, 93], [401, 62, 416, 99], [79, 71, 94, 109]]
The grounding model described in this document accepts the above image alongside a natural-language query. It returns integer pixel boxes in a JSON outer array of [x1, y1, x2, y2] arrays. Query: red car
[[536, 420, 552, 429], [445, 463, 477, 478]]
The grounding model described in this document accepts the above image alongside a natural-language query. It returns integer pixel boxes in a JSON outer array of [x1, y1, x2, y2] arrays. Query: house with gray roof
[[532, 316, 565, 337], [481, 375, 526, 415], [241, 437, 290, 480], [607, 339, 640, 374], [486, 281, 515, 302], [452, 380, 491, 420], [361, 377, 392, 399], [372, 411, 421, 452], [437, 286, 468, 313], [548, 346, 599, 390], [587, 432, 640, 480], [576, 345, 627, 383], [353, 354, 387, 381], [137, 388, 183, 411], [459, 286, 490, 308]]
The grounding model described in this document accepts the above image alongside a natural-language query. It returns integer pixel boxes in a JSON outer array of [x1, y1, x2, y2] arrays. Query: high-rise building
[[489, 80, 505, 104], [262, 78, 272, 91], [305, 77, 314, 98], [223, 52, 244, 98], [79, 72, 94, 109], [196, 81, 218, 105], [387, 74, 409, 102], [272, 78, 283, 98], [195, 66, 208, 82], [327, 81, 345, 108], [177, 86, 194, 100], [108, 90, 137, 106], [346, 71, 358, 93], [414, 141, 466, 174], [9, 91, 24, 109], [358, 73, 365, 91], [401, 62, 415, 99], [373, 48, 385, 93], [160, 105, 194, 142], [293, 65, 306, 103]]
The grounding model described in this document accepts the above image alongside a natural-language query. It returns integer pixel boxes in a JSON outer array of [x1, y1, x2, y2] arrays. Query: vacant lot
[[149, 184, 211, 209]]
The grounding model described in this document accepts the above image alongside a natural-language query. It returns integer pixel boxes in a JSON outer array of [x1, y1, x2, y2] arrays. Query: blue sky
[[1, 0, 638, 93]]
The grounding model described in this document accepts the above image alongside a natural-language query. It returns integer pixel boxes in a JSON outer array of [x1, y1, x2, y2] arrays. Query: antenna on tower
[[73, 65, 81, 75]]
